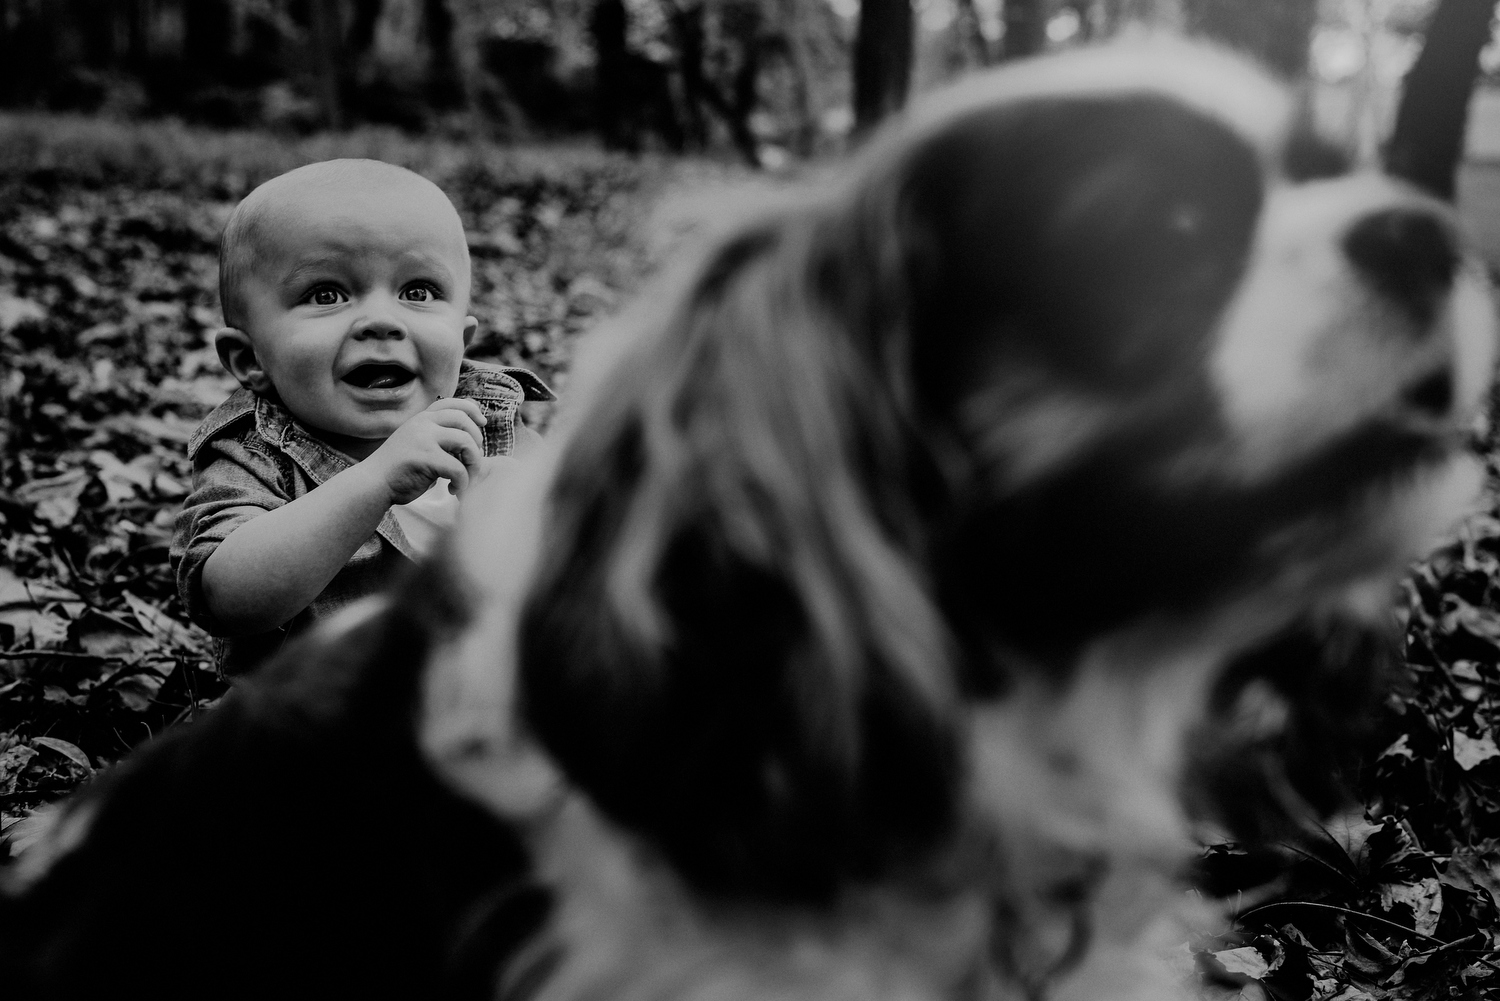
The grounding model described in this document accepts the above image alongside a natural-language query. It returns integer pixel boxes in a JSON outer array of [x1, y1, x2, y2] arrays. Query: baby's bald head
[[218, 159, 470, 330]]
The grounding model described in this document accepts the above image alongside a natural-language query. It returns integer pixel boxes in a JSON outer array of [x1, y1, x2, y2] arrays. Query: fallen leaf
[[1324, 811, 1384, 868], [41, 685, 85, 705], [122, 591, 207, 651], [1379, 877, 1443, 936], [110, 665, 173, 711], [1453, 730, 1500, 770], [0, 293, 46, 332], [1453, 660, 1484, 681], [153, 472, 187, 498], [90, 449, 156, 504], [1211, 945, 1272, 979], [1461, 961, 1495, 982], [0, 743, 38, 793], [14, 467, 91, 527], [0, 604, 70, 648], [1379, 734, 1415, 761], [31, 736, 93, 775], [100, 412, 198, 445], [153, 374, 235, 410], [76, 627, 155, 663], [0, 567, 80, 607], [1439, 845, 1500, 907], [1442, 598, 1500, 645]]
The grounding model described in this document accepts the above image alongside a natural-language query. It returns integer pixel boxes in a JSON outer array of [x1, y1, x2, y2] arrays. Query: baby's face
[[236, 180, 476, 451]]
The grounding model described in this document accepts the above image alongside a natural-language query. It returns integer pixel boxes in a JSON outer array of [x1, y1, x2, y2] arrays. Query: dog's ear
[[519, 218, 961, 902]]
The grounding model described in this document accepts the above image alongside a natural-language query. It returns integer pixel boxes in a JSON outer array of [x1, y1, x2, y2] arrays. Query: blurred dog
[[5, 39, 1496, 1001]]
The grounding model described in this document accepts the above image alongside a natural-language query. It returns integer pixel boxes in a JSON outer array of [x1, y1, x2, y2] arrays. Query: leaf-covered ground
[[0, 113, 697, 820], [4, 113, 1500, 1000]]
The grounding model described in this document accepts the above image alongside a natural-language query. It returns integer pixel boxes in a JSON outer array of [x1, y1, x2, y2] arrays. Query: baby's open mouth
[[344, 364, 416, 390]]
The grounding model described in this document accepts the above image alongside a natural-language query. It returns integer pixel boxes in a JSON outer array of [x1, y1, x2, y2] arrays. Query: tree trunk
[[1180, 0, 1317, 78], [424, 0, 464, 108], [668, 1, 714, 149], [69, 0, 115, 66], [1001, 0, 1046, 60], [954, 0, 993, 66], [184, 0, 235, 80], [348, 0, 384, 58], [1386, 0, 1498, 202], [853, 0, 913, 134], [591, 0, 633, 150], [309, 0, 345, 129], [773, 0, 818, 155]]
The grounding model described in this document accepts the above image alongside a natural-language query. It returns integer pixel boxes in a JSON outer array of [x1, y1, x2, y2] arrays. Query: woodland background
[[4, 1, 1500, 999]]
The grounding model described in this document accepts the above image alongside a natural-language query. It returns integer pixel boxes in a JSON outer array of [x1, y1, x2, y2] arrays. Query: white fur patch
[[1212, 177, 1494, 481]]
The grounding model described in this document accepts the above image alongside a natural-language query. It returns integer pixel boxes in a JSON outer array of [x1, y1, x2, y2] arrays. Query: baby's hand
[[364, 398, 486, 504], [470, 455, 519, 492]]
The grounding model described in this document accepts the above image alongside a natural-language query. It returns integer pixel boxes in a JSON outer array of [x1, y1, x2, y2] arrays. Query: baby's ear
[[214, 328, 274, 395], [462, 315, 478, 348]]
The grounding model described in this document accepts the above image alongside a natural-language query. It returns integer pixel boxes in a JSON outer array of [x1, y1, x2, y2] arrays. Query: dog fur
[[5, 38, 1497, 1001]]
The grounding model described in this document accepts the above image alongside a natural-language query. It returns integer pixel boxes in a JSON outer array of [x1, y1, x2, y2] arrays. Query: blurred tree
[[424, 0, 465, 107], [716, 0, 773, 163], [668, 1, 716, 147], [590, 0, 684, 152], [1098, 0, 1184, 34], [309, 0, 347, 127], [592, 0, 635, 146], [0, 0, 839, 154], [1387, 0, 1499, 200], [184, 0, 235, 83], [854, 0, 913, 133], [1180, 0, 1317, 77], [770, 0, 818, 154], [349, 0, 386, 55], [1001, 0, 1047, 59], [953, 0, 994, 65]]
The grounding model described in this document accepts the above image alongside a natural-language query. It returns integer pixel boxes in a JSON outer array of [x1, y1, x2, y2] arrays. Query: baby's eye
[[304, 286, 347, 307], [401, 282, 443, 303]]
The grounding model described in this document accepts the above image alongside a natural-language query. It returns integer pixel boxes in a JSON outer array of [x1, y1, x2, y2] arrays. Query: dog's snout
[[1342, 207, 1459, 325]]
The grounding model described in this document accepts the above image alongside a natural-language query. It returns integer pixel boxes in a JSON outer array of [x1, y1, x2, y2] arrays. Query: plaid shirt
[[170, 359, 552, 676]]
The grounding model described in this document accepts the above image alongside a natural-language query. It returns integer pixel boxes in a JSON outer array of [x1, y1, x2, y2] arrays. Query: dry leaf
[[1212, 945, 1271, 979], [90, 450, 157, 504], [0, 293, 46, 333], [1379, 877, 1443, 936], [122, 591, 207, 651], [14, 467, 91, 527], [0, 744, 38, 793], [1453, 730, 1500, 770], [31, 736, 93, 775]]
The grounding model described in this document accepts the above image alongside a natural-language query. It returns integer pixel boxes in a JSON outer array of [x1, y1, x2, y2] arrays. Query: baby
[[170, 159, 551, 675]]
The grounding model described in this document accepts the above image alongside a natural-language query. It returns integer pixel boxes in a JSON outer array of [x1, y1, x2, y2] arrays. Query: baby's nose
[[351, 314, 408, 340]]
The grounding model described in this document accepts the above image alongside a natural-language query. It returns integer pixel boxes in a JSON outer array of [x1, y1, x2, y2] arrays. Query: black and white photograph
[[3, 1, 1500, 999]]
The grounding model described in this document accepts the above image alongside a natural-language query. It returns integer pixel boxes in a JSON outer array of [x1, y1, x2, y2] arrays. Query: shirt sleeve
[[169, 436, 292, 635]]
